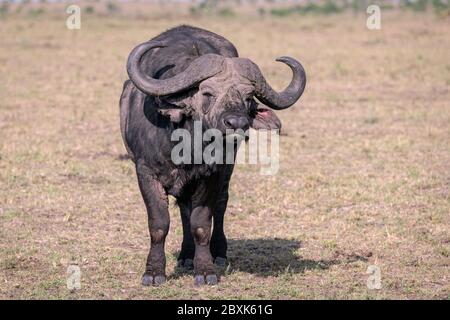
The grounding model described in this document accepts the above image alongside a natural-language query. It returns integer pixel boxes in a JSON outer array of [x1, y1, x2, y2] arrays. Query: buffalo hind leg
[[191, 205, 217, 286], [136, 162, 169, 286], [177, 200, 195, 269]]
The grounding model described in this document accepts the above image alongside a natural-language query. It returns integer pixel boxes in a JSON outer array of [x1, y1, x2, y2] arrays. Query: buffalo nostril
[[239, 117, 249, 128], [224, 118, 233, 128], [224, 116, 249, 130]]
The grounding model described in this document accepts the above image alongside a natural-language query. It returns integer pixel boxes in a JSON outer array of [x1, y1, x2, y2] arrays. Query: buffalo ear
[[155, 95, 190, 123], [157, 108, 185, 123], [250, 106, 282, 131]]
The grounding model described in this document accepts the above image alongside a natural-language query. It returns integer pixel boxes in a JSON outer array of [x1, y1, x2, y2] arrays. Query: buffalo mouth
[[223, 130, 248, 145]]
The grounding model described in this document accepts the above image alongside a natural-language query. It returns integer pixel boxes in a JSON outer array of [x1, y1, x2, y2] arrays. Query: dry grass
[[0, 7, 449, 299]]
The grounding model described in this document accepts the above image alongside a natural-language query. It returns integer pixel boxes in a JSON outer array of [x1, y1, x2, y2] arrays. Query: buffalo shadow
[[172, 238, 344, 278], [224, 238, 334, 277]]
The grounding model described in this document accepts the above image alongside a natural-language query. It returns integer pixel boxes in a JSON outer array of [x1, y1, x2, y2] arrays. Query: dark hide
[[120, 25, 304, 286]]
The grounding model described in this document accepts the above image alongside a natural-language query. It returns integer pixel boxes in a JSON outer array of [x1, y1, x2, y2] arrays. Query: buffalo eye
[[246, 98, 256, 109], [202, 92, 215, 113]]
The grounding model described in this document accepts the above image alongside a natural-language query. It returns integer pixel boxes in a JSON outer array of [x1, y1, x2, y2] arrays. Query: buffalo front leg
[[136, 163, 169, 286], [190, 205, 217, 286]]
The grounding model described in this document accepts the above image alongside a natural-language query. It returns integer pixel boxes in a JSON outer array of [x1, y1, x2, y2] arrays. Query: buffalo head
[[127, 41, 306, 134]]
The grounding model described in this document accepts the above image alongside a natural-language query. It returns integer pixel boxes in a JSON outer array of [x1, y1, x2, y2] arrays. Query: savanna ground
[[0, 4, 449, 299]]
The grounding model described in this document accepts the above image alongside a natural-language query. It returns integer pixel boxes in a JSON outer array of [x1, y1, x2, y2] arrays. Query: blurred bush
[[431, 0, 450, 13], [0, 2, 10, 16], [28, 7, 45, 16], [84, 6, 95, 14], [265, 0, 449, 17], [402, 0, 449, 14], [218, 7, 235, 17], [1, 0, 448, 19], [269, 1, 342, 17], [106, 1, 120, 14], [404, 0, 429, 11], [189, 0, 236, 17]]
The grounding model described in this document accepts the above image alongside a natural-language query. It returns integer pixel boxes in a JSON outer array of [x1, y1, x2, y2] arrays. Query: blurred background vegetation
[[0, 0, 449, 19]]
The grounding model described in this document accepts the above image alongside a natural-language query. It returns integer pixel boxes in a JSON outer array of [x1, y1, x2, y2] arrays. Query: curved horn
[[127, 40, 224, 96], [245, 56, 306, 110]]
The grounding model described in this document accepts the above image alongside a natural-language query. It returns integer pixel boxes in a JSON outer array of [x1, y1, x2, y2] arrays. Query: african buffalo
[[120, 25, 306, 286]]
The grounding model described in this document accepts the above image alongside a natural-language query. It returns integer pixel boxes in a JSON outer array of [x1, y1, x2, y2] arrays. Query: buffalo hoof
[[141, 274, 166, 286], [214, 257, 227, 267], [194, 275, 205, 286], [206, 274, 218, 285], [194, 274, 218, 286], [177, 258, 194, 270]]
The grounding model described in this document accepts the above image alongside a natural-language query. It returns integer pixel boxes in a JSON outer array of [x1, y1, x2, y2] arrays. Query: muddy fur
[[120, 25, 304, 286]]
